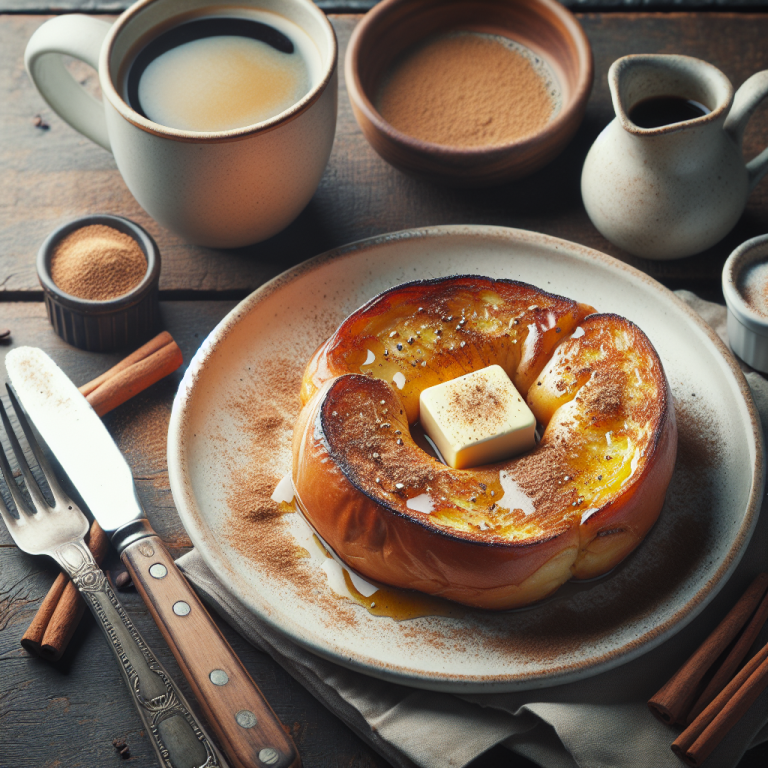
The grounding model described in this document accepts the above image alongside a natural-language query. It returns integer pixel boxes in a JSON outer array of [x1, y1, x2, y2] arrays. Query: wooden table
[[2, 4, 768, 767]]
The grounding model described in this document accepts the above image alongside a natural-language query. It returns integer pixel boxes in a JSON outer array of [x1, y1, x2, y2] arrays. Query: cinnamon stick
[[686, 582, 768, 723], [672, 639, 768, 766], [41, 521, 109, 660], [20, 331, 183, 660], [647, 572, 768, 724], [21, 520, 109, 659], [79, 330, 175, 398], [82, 333, 183, 416], [19, 572, 67, 655]]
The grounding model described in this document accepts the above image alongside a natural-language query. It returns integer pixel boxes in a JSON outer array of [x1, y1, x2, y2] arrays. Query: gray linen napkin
[[178, 291, 768, 768]]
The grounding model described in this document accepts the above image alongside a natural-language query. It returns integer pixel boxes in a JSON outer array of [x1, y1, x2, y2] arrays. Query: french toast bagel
[[292, 278, 677, 609]]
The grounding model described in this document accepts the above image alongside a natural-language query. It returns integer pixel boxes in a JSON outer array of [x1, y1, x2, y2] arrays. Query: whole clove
[[112, 738, 130, 759]]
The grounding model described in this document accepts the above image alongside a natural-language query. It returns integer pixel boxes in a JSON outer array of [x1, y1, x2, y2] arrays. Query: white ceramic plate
[[168, 226, 764, 693]]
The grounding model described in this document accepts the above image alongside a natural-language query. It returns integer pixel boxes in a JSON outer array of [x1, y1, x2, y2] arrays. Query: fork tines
[[0, 385, 66, 521]]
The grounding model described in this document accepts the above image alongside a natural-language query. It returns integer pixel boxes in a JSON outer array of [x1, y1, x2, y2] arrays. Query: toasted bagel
[[293, 277, 677, 609]]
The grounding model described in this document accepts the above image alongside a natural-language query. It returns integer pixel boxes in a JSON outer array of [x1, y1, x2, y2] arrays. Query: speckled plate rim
[[167, 225, 764, 692]]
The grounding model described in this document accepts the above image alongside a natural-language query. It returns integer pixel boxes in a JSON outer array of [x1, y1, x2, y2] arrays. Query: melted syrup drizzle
[[341, 569, 461, 622], [279, 487, 462, 621]]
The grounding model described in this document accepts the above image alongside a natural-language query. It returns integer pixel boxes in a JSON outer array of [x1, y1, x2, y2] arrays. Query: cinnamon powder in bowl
[[345, 0, 593, 186], [50, 225, 147, 302], [377, 31, 560, 148], [37, 215, 160, 352]]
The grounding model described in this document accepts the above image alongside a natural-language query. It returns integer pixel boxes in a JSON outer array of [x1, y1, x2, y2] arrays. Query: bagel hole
[[410, 421, 447, 463]]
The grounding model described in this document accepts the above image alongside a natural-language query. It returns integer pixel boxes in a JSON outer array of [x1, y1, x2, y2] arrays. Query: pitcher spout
[[609, 54, 733, 136]]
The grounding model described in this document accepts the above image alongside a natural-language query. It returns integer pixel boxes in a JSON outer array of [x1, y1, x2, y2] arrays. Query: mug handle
[[725, 70, 768, 191], [25, 14, 113, 152]]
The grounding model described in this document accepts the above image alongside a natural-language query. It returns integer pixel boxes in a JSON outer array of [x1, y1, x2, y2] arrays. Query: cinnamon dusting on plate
[[222, 357, 359, 625], [224, 359, 301, 568]]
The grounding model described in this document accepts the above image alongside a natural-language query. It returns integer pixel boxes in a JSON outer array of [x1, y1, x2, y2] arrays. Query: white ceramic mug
[[25, 0, 338, 248]]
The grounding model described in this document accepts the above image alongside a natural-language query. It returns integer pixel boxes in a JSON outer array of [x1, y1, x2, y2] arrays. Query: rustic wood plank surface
[[2, 6, 768, 768], [3, 12, 768, 299]]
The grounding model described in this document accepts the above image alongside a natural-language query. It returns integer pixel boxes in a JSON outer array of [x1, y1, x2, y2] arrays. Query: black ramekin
[[37, 215, 161, 352]]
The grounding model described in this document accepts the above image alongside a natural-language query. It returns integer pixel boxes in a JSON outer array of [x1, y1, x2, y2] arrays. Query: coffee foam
[[123, 8, 323, 132], [139, 35, 309, 132]]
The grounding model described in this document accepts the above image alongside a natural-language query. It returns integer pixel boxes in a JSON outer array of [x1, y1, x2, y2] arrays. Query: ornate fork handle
[[53, 539, 225, 768]]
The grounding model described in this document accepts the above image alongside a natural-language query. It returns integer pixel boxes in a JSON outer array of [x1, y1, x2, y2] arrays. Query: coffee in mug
[[122, 13, 319, 132]]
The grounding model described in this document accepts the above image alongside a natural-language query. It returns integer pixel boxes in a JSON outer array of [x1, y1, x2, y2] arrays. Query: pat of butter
[[419, 365, 536, 469]]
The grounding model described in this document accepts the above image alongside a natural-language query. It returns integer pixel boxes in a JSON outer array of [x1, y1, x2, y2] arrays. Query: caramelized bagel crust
[[301, 275, 596, 421], [292, 278, 677, 609]]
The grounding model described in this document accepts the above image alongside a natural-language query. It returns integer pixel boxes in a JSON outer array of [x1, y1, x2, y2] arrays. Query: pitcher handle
[[25, 15, 112, 152], [725, 70, 768, 191]]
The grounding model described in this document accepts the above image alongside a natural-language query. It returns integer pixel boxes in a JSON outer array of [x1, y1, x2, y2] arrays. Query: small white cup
[[25, 0, 337, 248], [722, 234, 768, 372]]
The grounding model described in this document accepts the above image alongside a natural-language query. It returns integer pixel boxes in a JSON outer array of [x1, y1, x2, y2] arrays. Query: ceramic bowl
[[723, 234, 768, 372], [345, 0, 593, 187], [37, 214, 160, 352]]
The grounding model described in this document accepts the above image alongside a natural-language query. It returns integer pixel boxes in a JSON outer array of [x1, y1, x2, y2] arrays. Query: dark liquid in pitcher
[[628, 96, 710, 129]]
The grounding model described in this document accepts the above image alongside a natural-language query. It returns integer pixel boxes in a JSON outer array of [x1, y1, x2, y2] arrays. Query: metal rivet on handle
[[235, 710, 258, 729], [173, 601, 191, 616], [259, 747, 280, 765], [149, 563, 167, 579], [209, 669, 229, 686]]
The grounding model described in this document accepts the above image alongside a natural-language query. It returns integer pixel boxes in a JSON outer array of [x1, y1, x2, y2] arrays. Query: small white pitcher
[[582, 54, 768, 261]]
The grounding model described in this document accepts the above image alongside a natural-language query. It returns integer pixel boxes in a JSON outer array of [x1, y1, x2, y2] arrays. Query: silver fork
[[0, 386, 225, 768]]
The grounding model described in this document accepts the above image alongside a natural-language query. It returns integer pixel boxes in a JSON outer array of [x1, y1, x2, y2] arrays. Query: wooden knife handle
[[122, 535, 300, 768]]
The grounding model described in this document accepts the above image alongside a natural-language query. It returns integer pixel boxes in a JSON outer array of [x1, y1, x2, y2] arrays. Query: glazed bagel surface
[[292, 277, 677, 609]]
